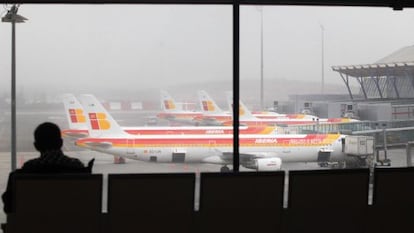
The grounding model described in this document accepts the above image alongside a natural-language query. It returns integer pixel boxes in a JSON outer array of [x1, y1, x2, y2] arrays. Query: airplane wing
[[84, 141, 113, 149], [203, 149, 282, 171], [220, 151, 273, 161]]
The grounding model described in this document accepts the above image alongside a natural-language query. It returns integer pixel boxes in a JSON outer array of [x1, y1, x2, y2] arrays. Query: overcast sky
[[1, 5, 414, 99]]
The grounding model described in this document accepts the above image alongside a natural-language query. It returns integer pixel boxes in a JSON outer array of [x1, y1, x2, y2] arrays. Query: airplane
[[251, 110, 319, 120], [155, 90, 203, 126], [195, 90, 324, 126], [157, 90, 315, 126], [62, 93, 90, 138], [75, 94, 350, 172], [194, 90, 232, 125], [61, 94, 280, 139], [224, 92, 359, 126]]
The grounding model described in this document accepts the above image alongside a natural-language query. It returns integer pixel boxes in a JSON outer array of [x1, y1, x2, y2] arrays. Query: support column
[[232, 1, 240, 172], [373, 76, 384, 99], [386, 66, 400, 98], [356, 76, 368, 99], [339, 72, 354, 100], [11, 20, 17, 171], [403, 69, 414, 98], [392, 76, 400, 98]]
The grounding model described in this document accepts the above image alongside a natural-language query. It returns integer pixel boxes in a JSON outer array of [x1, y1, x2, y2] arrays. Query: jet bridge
[[299, 120, 414, 167], [352, 125, 414, 166], [342, 135, 375, 168], [289, 120, 414, 167], [333, 63, 414, 100]]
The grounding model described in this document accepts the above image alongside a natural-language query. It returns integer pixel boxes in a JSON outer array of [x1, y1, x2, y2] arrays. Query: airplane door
[[172, 149, 186, 163], [318, 151, 331, 164], [127, 139, 135, 155]]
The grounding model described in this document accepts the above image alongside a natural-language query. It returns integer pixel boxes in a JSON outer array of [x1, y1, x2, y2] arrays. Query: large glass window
[[0, 4, 232, 214], [239, 6, 414, 171]]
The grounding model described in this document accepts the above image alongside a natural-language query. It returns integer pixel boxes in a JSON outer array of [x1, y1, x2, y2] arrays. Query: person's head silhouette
[[33, 122, 63, 152]]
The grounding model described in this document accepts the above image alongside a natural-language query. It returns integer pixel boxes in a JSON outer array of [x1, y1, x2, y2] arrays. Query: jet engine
[[243, 157, 282, 171]]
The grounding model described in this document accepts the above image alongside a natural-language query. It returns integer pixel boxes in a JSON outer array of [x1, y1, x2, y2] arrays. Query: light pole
[[258, 6, 264, 110], [2, 4, 27, 171], [320, 24, 325, 95]]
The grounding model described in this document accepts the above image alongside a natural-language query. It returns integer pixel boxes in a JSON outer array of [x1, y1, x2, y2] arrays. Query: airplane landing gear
[[318, 162, 329, 168], [114, 156, 126, 164], [220, 166, 231, 173]]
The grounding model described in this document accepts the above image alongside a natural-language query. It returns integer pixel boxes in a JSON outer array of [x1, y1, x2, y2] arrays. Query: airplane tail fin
[[78, 94, 128, 138], [62, 94, 87, 130], [197, 90, 226, 115], [160, 90, 180, 112], [239, 100, 259, 120], [225, 92, 257, 120]]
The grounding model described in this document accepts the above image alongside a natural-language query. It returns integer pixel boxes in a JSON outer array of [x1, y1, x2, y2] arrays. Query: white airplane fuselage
[[76, 134, 347, 165]]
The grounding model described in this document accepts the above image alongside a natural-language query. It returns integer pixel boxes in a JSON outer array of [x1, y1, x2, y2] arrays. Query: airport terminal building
[[282, 45, 414, 121]]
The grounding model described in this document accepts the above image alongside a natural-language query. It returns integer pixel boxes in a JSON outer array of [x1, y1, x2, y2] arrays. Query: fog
[[1, 4, 414, 103]]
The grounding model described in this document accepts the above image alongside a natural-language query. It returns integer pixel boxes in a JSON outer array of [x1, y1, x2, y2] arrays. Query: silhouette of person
[[1, 122, 94, 214]]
